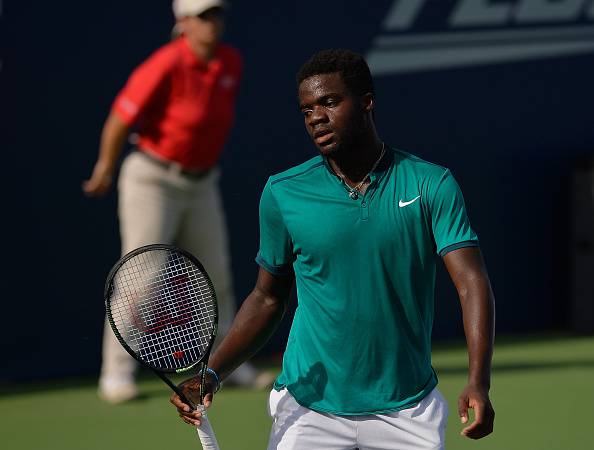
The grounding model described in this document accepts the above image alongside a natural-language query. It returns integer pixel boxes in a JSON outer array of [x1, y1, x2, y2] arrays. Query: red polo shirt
[[112, 38, 242, 170]]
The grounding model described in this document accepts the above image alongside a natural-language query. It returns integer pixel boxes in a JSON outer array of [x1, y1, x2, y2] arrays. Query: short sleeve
[[255, 180, 294, 275], [111, 51, 172, 126], [428, 169, 479, 256]]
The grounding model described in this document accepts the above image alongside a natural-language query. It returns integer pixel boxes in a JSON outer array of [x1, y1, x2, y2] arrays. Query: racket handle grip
[[196, 406, 220, 450]]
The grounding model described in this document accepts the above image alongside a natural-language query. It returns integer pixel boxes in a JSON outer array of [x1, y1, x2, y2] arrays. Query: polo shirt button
[[361, 202, 367, 207]]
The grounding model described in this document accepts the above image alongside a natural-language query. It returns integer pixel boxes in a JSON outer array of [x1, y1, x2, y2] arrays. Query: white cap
[[172, 0, 227, 19]]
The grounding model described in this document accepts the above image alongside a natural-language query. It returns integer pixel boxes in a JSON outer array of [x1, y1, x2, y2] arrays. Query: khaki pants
[[100, 151, 237, 387]]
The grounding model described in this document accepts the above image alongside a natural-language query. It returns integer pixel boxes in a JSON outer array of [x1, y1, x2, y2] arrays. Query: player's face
[[298, 73, 368, 157], [179, 7, 225, 47]]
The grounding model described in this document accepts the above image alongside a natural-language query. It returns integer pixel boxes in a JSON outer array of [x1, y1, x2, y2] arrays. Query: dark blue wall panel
[[1, 0, 593, 379]]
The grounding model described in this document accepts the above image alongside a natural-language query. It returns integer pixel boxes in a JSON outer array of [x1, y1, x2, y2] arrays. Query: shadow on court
[[0, 371, 174, 399], [436, 358, 594, 376], [2, 333, 593, 398]]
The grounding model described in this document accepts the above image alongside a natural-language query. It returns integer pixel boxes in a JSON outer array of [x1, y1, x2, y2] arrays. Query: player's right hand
[[82, 162, 114, 197], [171, 376, 217, 427]]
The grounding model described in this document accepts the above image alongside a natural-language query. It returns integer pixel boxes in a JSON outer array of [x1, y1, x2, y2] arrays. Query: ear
[[362, 92, 374, 113], [176, 18, 187, 34]]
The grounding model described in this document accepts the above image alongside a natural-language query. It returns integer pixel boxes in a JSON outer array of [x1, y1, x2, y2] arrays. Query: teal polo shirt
[[256, 148, 478, 415]]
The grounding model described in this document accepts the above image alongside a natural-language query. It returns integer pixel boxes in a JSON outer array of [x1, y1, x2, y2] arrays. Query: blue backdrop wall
[[1, 0, 593, 379]]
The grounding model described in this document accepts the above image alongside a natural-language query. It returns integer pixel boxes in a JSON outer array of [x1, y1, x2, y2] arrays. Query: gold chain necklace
[[337, 143, 386, 200]]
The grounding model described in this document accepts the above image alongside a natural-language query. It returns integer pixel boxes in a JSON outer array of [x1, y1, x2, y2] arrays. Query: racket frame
[[104, 244, 219, 409]]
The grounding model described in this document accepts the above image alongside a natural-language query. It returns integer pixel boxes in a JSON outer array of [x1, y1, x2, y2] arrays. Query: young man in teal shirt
[[172, 49, 495, 449]]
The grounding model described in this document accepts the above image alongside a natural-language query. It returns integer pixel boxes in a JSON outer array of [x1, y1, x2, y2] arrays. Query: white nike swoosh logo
[[399, 195, 421, 208]]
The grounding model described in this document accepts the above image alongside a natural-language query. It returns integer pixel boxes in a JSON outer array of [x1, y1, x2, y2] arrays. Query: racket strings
[[108, 249, 216, 370], [126, 277, 215, 334], [112, 257, 212, 368]]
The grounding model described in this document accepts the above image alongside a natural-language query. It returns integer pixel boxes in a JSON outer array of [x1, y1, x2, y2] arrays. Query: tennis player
[[171, 49, 495, 449]]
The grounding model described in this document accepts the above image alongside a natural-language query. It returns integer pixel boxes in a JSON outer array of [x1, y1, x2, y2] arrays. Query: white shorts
[[267, 387, 448, 450]]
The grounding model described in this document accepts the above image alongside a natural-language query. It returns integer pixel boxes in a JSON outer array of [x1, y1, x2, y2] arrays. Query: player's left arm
[[443, 246, 495, 439]]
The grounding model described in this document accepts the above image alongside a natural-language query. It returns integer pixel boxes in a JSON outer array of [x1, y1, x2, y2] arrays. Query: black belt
[[136, 150, 211, 180]]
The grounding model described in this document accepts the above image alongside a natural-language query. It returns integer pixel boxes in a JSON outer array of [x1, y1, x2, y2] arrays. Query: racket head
[[105, 244, 218, 374]]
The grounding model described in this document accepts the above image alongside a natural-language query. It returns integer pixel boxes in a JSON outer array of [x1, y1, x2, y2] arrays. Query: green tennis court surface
[[2, 334, 592, 450]]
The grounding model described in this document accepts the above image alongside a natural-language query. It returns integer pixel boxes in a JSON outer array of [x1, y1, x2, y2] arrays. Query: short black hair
[[296, 49, 374, 97]]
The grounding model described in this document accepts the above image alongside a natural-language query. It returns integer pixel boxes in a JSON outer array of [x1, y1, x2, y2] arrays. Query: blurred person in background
[[83, 0, 274, 404]]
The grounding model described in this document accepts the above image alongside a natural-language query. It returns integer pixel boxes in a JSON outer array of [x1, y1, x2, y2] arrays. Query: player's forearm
[[460, 278, 495, 388], [96, 112, 129, 172], [444, 248, 496, 389], [208, 287, 288, 381]]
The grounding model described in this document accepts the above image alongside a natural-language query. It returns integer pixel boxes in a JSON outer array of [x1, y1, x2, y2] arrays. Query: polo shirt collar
[[322, 145, 394, 183], [178, 37, 222, 70]]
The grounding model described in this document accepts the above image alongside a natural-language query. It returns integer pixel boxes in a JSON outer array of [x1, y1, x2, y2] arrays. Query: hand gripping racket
[[104, 244, 221, 450]]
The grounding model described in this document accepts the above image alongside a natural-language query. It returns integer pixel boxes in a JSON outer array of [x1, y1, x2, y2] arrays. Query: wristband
[[205, 367, 221, 393]]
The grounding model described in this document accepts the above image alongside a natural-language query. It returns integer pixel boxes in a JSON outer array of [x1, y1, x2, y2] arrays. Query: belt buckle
[[170, 161, 183, 177]]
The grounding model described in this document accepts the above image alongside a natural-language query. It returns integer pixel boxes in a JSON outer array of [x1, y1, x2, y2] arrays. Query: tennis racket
[[104, 244, 221, 450]]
